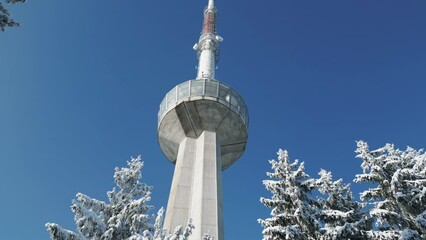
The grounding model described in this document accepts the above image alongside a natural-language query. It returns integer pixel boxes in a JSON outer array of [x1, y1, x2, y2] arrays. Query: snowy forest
[[46, 141, 426, 240], [259, 141, 426, 240]]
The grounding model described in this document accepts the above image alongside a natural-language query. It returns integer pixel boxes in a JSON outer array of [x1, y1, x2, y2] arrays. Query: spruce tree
[[259, 142, 426, 240], [316, 169, 371, 239], [258, 149, 320, 240], [354, 141, 426, 239], [46, 156, 193, 240]]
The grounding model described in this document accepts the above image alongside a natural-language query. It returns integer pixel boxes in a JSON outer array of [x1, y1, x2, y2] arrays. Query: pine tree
[[354, 141, 426, 239], [46, 156, 194, 240], [258, 149, 320, 240], [316, 169, 371, 239]]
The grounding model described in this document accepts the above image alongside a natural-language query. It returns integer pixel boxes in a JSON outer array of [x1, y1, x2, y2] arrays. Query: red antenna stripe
[[202, 11, 216, 34]]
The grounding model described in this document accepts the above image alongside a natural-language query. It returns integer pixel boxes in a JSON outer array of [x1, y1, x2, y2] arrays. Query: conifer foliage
[[259, 142, 426, 240], [355, 141, 426, 239], [0, 0, 25, 31], [316, 169, 370, 239], [258, 149, 320, 240], [46, 156, 194, 240]]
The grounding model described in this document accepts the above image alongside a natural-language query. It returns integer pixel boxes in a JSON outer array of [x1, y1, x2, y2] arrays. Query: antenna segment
[[194, 0, 222, 79], [208, 0, 215, 9]]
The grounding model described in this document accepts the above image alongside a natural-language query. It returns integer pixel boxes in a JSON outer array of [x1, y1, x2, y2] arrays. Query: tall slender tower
[[157, 0, 248, 239]]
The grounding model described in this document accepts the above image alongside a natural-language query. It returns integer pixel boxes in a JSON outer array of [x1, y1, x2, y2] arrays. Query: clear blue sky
[[1, 0, 426, 239]]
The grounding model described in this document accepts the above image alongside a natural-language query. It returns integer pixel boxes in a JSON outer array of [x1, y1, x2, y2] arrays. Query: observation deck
[[158, 78, 248, 170]]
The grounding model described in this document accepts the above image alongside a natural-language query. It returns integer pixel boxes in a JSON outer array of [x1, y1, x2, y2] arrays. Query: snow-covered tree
[[0, 0, 25, 31], [46, 156, 194, 240], [260, 142, 426, 240], [354, 141, 426, 239], [258, 149, 321, 240], [316, 169, 371, 239]]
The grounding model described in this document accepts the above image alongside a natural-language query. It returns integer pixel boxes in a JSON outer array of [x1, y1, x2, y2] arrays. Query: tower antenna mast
[[208, 0, 215, 9], [194, 0, 222, 79]]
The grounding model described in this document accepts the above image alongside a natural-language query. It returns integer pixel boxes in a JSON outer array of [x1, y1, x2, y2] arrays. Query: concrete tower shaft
[[157, 0, 248, 239]]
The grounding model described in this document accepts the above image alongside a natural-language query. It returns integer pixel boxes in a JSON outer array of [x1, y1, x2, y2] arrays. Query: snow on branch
[[46, 156, 193, 240], [260, 142, 426, 239]]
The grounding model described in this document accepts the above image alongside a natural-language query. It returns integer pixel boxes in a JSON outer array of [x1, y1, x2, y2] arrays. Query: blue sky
[[1, 0, 426, 239]]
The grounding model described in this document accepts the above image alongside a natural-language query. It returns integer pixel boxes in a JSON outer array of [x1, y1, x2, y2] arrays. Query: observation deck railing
[[158, 79, 248, 129]]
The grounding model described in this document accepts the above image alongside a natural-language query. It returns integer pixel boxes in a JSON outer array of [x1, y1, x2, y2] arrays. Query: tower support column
[[164, 131, 224, 240]]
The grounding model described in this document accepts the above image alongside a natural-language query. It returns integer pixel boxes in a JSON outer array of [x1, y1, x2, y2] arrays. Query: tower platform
[[158, 78, 248, 170]]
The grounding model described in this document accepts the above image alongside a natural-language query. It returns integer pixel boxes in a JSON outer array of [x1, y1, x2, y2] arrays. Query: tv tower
[[157, 0, 248, 239]]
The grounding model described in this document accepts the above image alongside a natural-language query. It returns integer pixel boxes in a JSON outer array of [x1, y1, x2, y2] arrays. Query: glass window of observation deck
[[177, 81, 190, 101], [191, 80, 204, 96], [218, 83, 230, 102], [205, 80, 218, 97], [167, 88, 176, 109], [230, 91, 239, 108], [159, 98, 166, 117]]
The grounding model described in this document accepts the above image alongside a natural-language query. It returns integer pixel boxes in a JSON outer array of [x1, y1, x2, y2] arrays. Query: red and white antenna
[[194, 0, 223, 79]]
